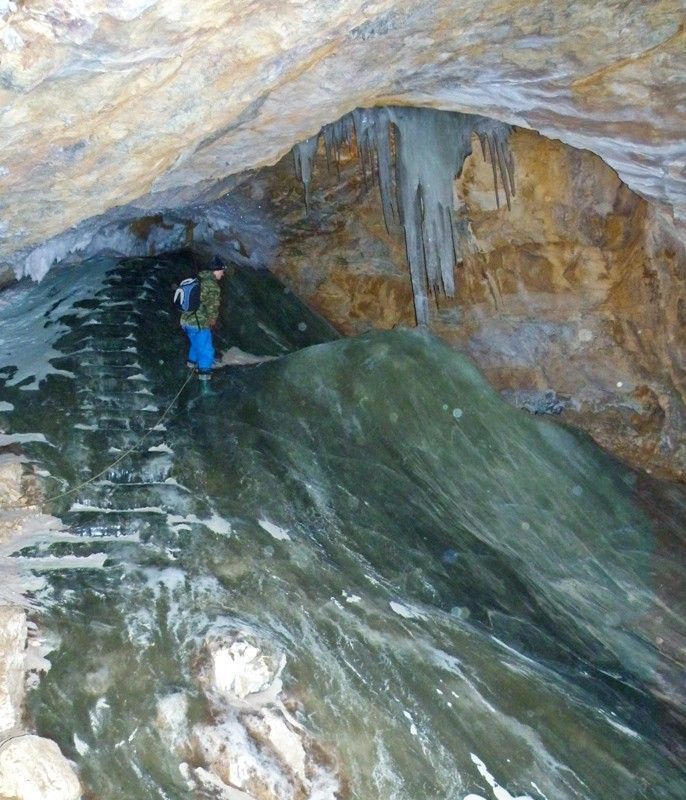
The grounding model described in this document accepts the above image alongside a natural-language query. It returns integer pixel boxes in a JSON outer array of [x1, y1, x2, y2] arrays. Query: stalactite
[[291, 107, 514, 325]]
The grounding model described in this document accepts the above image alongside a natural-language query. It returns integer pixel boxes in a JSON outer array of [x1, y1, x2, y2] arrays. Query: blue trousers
[[182, 325, 215, 372]]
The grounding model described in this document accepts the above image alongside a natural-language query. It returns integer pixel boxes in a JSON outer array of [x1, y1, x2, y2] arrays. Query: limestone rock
[[0, 1, 684, 276], [0, 735, 81, 800], [0, 607, 26, 734], [163, 632, 341, 799]]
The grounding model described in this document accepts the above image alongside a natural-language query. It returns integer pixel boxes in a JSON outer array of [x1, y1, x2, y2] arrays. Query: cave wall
[[253, 127, 685, 481]]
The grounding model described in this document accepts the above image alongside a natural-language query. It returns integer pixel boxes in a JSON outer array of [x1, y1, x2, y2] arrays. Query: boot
[[198, 371, 212, 395]]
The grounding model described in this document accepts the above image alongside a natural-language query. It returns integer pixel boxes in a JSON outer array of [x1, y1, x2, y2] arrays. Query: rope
[[43, 369, 196, 504]]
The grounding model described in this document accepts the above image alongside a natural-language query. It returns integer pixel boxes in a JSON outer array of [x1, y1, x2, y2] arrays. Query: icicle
[[388, 106, 475, 318], [490, 134, 503, 209], [373, 111, 397, 233], [352, 108, 375, 187], [475, 121, 515, 211], [495, 136, 511, 210], [292, 134, 320, 210], [336, 115, 355, 154], [478, 133, 488, 161], [504, 137, 516, 198], [352, 108, 398, 231], [321, 116, 356, 179], [405, 182, 430, 326], [322, 125, 338, 177]]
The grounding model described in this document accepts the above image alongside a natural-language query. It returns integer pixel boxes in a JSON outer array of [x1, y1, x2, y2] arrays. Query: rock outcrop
[[0, 453, 82, 800], [0, 736, 81, 800], [0, 1, 684, 278], [157, 631, 342, 800]]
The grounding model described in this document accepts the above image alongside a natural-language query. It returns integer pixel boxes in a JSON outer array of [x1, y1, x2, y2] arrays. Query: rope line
[[44, 369, 196, 504]]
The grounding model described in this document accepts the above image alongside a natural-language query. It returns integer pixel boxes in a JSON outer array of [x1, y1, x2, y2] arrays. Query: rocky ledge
[[0, 0, 684, 278]]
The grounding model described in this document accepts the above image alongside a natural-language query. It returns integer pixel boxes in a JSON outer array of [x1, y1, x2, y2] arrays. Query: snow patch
[[0, 257, 112, 389], [208, 638, 285, 704], [0, 433, 52, 447], [0, 25, 23, 51], [389, 600, 426, 620], [466, 753, 534, 800], [148, 443, 173, 454], [204, 513, 232, 536]]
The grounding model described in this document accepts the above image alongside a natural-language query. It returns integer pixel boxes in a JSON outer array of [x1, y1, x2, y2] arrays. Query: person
[[180, 256, 225, 381]]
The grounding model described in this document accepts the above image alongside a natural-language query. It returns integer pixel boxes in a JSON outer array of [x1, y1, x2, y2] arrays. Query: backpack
[[173, 277, 200, 312]]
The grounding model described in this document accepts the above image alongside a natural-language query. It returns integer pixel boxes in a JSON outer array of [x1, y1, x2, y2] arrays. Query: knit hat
[[211, 255, 226, 271]]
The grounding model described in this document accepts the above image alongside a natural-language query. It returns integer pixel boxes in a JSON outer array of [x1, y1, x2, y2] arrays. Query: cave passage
[[0, 254, 684, 799]]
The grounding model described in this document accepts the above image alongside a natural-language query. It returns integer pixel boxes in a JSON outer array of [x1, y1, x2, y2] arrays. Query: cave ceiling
[[0, 0, 684, 275]]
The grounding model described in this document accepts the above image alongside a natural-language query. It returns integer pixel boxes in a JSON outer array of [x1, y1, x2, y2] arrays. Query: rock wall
[[0, 1, 684, 278], [258, 127, 685, 481], [0, 453, 81, 800]]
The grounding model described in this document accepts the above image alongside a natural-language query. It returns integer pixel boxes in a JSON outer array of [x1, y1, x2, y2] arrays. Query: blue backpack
[[173, 277, 200, 312]]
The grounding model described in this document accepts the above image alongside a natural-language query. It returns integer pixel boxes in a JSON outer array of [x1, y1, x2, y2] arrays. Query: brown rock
[[264, 126, 685, 480]]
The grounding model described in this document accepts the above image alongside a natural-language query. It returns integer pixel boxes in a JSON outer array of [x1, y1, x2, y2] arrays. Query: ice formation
[[292, 107, 514, 324], [292, 135, 320, 210]]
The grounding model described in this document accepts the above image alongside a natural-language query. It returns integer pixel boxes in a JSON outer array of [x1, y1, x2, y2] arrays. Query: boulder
[[0, 735, 81, 800]]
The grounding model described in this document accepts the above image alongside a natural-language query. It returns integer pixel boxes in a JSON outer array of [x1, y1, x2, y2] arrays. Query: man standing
[[180, 256, 225, 382]]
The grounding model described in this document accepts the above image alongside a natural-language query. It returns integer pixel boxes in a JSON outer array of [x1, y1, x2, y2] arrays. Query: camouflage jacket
[[180, 270, 221, 328]]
